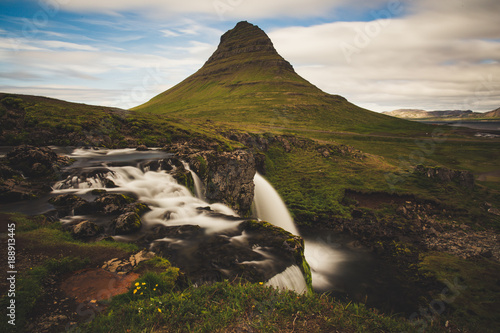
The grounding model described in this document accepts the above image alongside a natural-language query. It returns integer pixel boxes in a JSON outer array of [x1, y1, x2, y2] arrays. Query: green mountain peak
[[133, 21, 428, 134]]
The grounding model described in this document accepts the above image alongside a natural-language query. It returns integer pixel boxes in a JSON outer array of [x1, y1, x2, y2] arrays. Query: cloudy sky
[[1, 0, 499, 112]]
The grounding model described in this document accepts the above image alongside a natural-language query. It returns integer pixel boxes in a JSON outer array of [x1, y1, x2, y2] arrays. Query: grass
[[0, 256, 89, 332], [0, 93, 242, 149], [419, 252, 500, 332], [131, 24, 437, 136], [0, 212, 140, 332], [82, 279, 420, 333]]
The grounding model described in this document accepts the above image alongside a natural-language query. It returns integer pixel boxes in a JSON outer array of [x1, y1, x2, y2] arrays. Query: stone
[[415, 165, 474, 189], [72, 220, 103, 238], [6, 145, 70, 178], [113, 212, 142, 235]]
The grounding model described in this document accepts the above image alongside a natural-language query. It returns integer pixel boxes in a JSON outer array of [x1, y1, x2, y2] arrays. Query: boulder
[[113, 212, 142, 235], [95, 193, 135, 215], [149, 220, 312, 292], [415, 165, 474, 189], [72, 220, 103, 238], [49, 194, 94, 215], [6, 145, 70, 178]]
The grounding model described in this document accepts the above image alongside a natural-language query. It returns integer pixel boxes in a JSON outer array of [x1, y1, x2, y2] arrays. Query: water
[[253, 173, 299, 235], [181, 161, 205, 200], [418, 120, 500, 131], [265, 265, 308, 294], [252, 173, 413, 313], [49, 149, 309, 293], [53, 165, 239, 234]]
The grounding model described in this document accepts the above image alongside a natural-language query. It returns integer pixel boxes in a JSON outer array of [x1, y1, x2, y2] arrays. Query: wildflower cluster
[[132, 281, 160, 297]]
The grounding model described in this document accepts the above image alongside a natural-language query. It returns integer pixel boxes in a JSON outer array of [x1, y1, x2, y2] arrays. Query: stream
[[1, 147, 412, 314]]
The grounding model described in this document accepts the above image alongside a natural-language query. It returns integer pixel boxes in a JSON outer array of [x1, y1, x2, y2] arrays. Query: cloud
[[268, 0, 500, 111], [38, 40, 99, 51], [42, 0, 388, 20], [161, 29, 180, 38]]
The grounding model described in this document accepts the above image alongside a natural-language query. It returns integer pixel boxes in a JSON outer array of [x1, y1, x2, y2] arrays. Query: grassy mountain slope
[[0, 93, 238, 148], [133, 22, 434, 135]]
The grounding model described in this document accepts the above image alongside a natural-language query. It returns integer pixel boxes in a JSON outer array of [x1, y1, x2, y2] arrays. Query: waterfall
[[253, 173, 299, 235], [52, 150, 312, 294], [253, 173, 309, 293], [181, 161, 205, 200], [265, 265, 308, 294], [53, 166, 239, 233]]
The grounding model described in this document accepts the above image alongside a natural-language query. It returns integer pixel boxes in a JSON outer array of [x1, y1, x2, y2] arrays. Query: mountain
[[384, 108, 500, 119], [482, 107, 500, 118], [133, 21, 429, 134], [382, 109, 432, 118], [383, 109, 475, 119]]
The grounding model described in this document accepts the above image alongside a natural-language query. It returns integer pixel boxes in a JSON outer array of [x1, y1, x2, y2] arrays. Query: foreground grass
[[83, 279, 420, 333]]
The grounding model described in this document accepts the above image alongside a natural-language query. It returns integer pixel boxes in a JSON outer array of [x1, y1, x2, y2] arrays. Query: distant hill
[[482, 107, 500, 118], [133, 21, 432, 134], [383, 108, 500, 119]]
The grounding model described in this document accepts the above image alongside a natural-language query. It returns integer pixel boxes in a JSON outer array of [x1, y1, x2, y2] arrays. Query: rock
[[113, 212, 142, 235], [0, 163, 18, 179], [6, 145, 70, 178], [102, 250, 155, 273], [136, 145, 149, 151], [202, 150, 256, 216], [72, 220, 103, 238], [415, 165, 474, 189], [488, 207, 500, 216], [129, 250, 155, 266], [49, 194, 93, 215], [95, 193, 134, 215], [149, 220, 312, 292]]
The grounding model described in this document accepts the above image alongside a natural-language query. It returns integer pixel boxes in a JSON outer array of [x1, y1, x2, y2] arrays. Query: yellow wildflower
[[142, 282, 146, 285], [158, 308, 162, 313], [133, 289, 137, 294], [135, 282, 139, 286]]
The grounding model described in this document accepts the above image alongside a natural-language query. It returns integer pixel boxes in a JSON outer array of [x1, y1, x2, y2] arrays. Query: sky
[[0, 0, 499, 113]]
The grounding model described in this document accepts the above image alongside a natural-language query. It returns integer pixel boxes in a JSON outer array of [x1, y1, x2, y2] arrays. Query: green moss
[[419, 252, 500, 332]]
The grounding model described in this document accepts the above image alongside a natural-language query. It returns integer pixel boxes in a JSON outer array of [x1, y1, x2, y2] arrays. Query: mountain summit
[[204, 21, 294, 72], [133, 21, 424, 133]]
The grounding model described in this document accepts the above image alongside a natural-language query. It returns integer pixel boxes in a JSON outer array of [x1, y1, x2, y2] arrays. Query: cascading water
[[181, 161, 205, 200], [53, 165, 239, 234], [50, 148, 309, 294], [252, 173, 308, 293], [253, 173, 299, 235], [48, 148, 407, 312]]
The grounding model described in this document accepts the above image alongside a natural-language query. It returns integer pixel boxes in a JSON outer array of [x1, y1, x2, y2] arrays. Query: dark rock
[[6, 145, 70, 178], [0, 163, 18, 179], [149, 220, 311, 290], [203, 150, 256, 216], [415, 165, 474, 189], [136, 145, 149, 151], [95, 193, 135, 215], [113, 212, 142, 235], [49, 194, 94, 215], [72, 220, 103, 238]]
